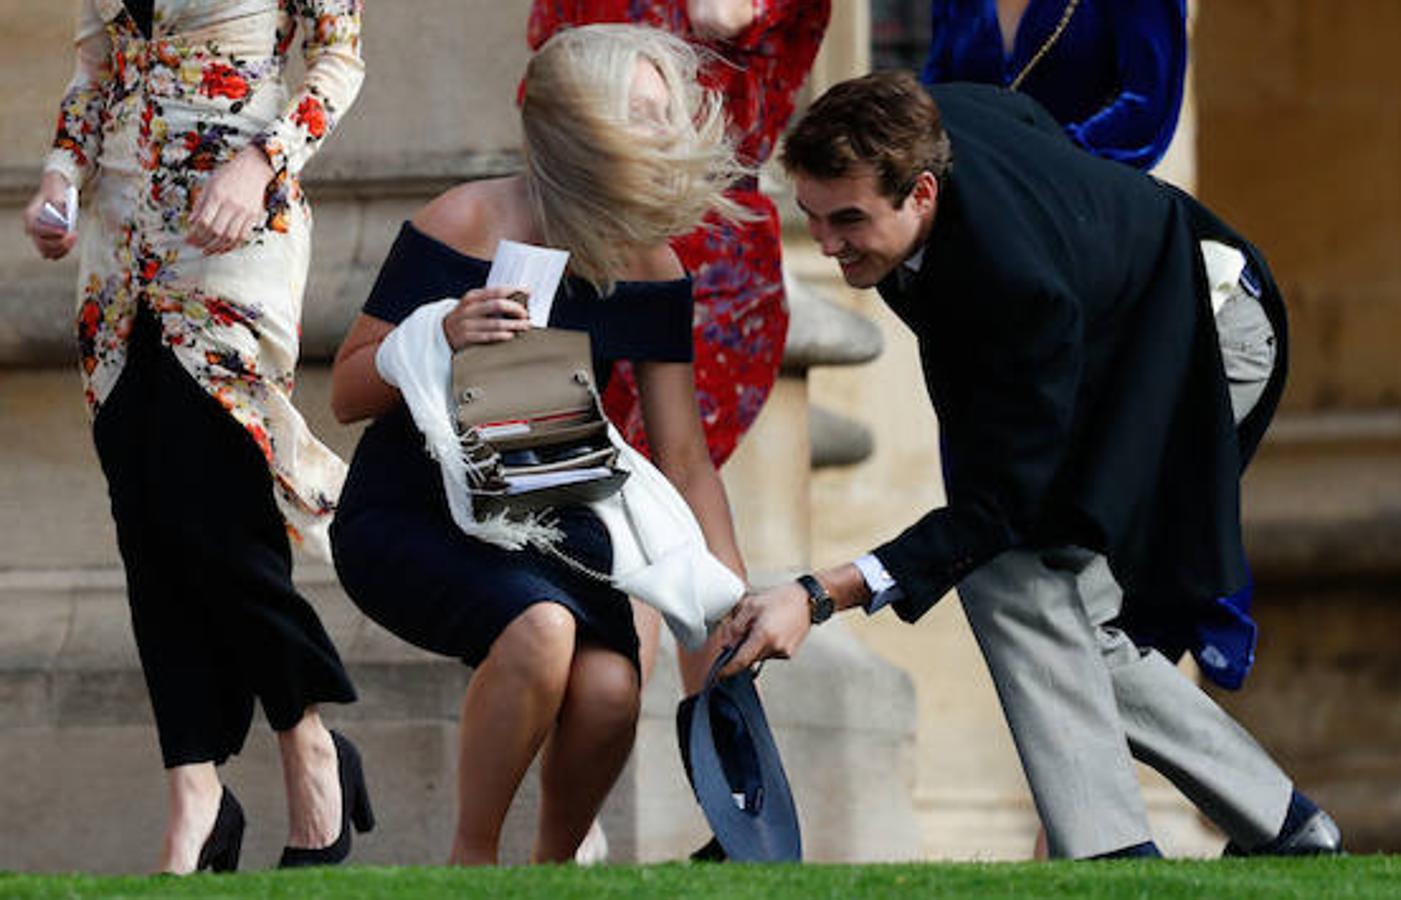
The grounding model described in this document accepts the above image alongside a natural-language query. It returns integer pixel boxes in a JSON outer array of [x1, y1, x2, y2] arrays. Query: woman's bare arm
[[330, 313, 398, 424], [688, 0, 757, 40], [635, 360, 746, 581]]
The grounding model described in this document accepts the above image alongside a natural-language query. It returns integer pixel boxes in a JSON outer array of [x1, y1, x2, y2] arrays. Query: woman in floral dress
[[22, 0, 367, 873], [529, 1, 830, 470], [529, 0, 828, 693], [526, 4, 828, 863]]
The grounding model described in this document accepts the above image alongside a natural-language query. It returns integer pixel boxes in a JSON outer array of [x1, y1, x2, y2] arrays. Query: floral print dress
[[44, 0, 364, 560], [528, 0, 831, 466]]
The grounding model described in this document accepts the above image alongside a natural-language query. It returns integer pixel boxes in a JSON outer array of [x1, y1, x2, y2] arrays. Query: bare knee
[[482, 602, 577, 691], [565, 649, 641, 733]]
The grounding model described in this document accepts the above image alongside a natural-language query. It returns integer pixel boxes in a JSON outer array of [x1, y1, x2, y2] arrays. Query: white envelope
[[486, 239, 570, 327]]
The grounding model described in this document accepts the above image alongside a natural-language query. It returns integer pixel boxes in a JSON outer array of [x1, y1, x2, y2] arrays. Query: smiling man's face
[[794, 165, 937, 289]]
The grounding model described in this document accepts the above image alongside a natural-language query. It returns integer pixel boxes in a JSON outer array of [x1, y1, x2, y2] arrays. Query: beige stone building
[[1, 0, 1397, 871]]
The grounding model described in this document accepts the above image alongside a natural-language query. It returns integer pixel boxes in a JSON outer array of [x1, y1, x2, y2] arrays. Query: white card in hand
[[37, 204, 68, 230], [37, 184, 78, 234], [65, 183, 78, 233], [486, 239, 570, 328]]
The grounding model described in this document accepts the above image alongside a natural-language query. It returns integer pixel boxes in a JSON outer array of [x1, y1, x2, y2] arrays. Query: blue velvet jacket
[[920, 0, 1187, 170]]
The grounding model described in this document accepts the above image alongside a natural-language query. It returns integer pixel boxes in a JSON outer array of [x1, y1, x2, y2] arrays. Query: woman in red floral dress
[[529, 0, 831, 469], [528, 2, 829, 863]]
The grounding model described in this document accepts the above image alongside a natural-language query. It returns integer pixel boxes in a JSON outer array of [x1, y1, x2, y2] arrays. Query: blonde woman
[[21, 0, 368, 875], [328, 24, 748, 865]]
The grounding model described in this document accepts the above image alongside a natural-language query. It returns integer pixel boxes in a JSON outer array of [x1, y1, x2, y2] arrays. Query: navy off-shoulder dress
[[331, 223, 693, 669]]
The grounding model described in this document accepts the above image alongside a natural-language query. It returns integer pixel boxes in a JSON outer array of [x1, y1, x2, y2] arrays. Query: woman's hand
[[716, 582, 813, 678], [688, 0, 756, 41], [442, 287, 530, 351], [186, 145, 275, 255], [23, 171, 78, 261]]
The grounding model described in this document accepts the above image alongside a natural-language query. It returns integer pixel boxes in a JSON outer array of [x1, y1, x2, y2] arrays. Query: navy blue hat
[[676, 647, 802, 862]]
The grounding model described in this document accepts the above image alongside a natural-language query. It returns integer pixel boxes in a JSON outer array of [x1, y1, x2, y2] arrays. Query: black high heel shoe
[[196, 787, 246, 873], [277, 730, 375, 868]]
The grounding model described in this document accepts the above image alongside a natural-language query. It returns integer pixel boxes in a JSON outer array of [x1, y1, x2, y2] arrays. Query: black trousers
[[92, 306, 355, 768]]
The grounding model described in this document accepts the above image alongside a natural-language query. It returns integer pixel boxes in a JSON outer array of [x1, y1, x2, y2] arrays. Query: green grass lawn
[[2, 857, 1397, 900]]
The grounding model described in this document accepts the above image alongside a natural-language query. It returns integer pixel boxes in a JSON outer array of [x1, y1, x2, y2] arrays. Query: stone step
[[0, 570, 918, 872]]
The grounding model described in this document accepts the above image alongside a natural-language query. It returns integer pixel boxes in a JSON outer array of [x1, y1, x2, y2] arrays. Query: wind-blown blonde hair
[[520, 24, 745, 292]]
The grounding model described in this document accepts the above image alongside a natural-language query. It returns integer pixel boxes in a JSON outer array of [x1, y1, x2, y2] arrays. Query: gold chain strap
[[534, 489, 645, 586], [539, 540, 614, 584], [1008, 0, 1081, 92]]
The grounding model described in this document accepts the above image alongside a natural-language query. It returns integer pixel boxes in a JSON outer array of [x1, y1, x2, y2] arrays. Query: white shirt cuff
[[854, 553, 904, 614]]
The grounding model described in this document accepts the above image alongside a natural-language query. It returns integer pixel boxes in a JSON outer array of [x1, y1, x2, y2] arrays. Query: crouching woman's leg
[[534, 640, 642, 863], [451, 602, 579, 865]]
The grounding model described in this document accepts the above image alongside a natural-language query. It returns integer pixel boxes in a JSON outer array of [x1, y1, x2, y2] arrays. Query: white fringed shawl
[[374, 298, 563, 549]]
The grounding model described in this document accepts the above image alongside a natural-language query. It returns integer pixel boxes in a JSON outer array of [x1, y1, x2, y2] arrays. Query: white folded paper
[[37, 184, 78, 234], [486, 239, 570, 327]]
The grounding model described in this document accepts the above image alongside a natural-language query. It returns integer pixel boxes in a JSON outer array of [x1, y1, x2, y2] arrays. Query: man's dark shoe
[[1223, 790, 1342, 857], [1092, 840, 1162, 860]]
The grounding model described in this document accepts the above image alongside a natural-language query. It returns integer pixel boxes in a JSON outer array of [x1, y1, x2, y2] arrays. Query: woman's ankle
[[167, 762, 221, 813], [278, 710, 341, 847], [278, 708, 334, 764], [159, 763, 223, 873], [449, 831, 500, 866]]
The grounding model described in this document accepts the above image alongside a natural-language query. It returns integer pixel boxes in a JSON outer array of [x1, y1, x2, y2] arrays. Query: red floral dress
[[44, 0, 364, 559], [528, 0, 831, 466]]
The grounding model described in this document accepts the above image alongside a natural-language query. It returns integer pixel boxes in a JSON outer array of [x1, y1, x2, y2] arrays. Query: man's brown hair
[[781, 70, 952, 203]]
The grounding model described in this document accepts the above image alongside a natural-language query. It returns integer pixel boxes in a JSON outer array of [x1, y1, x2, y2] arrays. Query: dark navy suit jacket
[[871, 84, 1287, 631]]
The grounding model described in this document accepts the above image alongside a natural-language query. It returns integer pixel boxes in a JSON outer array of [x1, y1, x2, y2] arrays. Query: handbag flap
[[451, 328, 596, 433]]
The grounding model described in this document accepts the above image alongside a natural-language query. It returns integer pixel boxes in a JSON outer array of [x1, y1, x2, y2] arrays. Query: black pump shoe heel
[[196, 787, 246, 873], [277, 730, 374, 868]]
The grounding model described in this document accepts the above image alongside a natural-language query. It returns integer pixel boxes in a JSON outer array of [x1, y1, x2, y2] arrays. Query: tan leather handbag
[[451, 328, 628, 516]]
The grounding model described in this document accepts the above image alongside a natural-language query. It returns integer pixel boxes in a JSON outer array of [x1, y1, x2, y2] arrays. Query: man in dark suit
[[720, 71, 1341, 858]]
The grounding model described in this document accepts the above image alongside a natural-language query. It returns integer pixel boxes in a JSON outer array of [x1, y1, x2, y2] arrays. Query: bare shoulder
[[619, 242, 686, 282], [412, 177, 530, 259]]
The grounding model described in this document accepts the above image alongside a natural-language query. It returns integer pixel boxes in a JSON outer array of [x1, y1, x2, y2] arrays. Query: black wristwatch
[[797, 573, 834, 625]]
